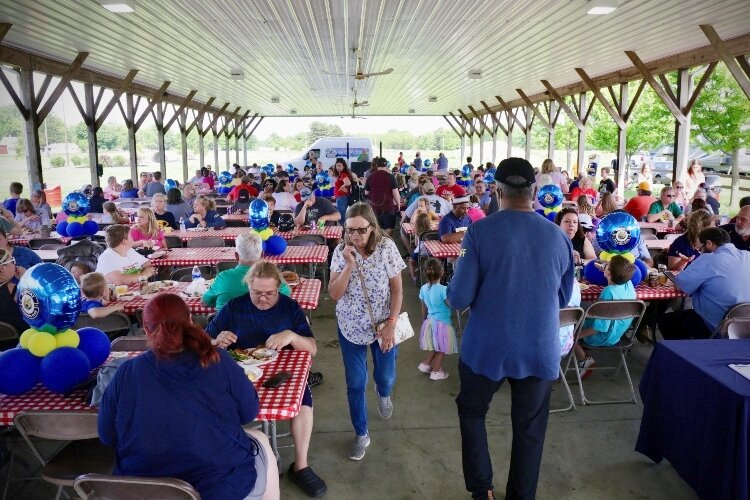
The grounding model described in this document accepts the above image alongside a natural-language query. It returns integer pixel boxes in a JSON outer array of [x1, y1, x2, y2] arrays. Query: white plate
[[186, 227, 209, 232], [238, 348, 278, 366]]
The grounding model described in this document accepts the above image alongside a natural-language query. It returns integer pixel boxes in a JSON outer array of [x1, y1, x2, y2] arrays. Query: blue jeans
[[335, 196, 349, 222], [338, 328, 398, 436]]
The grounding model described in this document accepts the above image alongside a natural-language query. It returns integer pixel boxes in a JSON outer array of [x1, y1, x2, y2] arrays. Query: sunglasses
[[345, 225, 371, 235], [665, 195, 675, 198], [0, 257, 16, 267]]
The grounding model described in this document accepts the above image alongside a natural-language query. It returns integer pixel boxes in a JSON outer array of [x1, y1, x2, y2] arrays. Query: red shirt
[[624, 195, 656, 221], [334, 172, 351, 198], [436, 184, 466, 198], [227, 183, 259, 201], [569, 187, 598, 203], [364, 170, 398, 214]]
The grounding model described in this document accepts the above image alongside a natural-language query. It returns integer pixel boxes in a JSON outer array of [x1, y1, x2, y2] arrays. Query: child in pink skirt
[[417, 258, 458, 380]]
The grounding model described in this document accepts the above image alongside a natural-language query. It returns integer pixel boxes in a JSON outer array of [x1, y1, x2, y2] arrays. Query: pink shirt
[[129, 226, 166, 250], [467, 206, 486, 223]]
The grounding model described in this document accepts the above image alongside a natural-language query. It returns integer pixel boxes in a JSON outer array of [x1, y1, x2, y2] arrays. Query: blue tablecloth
[[636, 340, 750, 500]]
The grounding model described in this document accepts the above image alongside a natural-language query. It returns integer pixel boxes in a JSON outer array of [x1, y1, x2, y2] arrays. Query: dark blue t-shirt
[[98, 349, 260, 500], [3, 198, 18, 216], [81, 299, 103, 313], [667, 234, 700, 267], [206, 293, 313, 348], [438, 211, 472, 239]]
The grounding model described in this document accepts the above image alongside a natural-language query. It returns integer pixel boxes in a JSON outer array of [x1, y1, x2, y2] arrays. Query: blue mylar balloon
[[630, 260, 644, 286], [424, 159, 431, 167], [218, 186, 232, 195], [56, 221, 68, 237], [400, 165, 408, 174], [261, 164, 274, 176], [596, 212, 641, 254], [82, 220, 99, 236], [249, 199, 269, 231], [462, 164, 471, 178], [218, 171, 232, 185], [287, 164, 296, 174], [484, 172, 495, 184], [17, 263, 81, 333], [0, 348, 41, 395], [315, 173, 327, 186], [305, 160, 312, 168], [40, 347, 90, 394], [66, 221, 84, 238], [165, 179, 178, 192], [62, 192, 89, 217], [537, 184, 563, 209]]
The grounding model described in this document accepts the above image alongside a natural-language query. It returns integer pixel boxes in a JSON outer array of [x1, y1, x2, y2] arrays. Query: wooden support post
[[492, 121, 497, 164], [125, 93, 138, 181], [615, 84, 629, 197], [83, 83, 100, 186], [673, 68, 692, 184], [18, 69, 43, 188], [507, 111, 514, 159], [524, 106, 532, 160], [212, 130, 219, 174], [178, 110, 188, 182], [234, 118, 240, 166], [577, 93, 588, 176], [198, 127, 205, 170], [155, 103, 167, 177], [547, 101, 556, 160]]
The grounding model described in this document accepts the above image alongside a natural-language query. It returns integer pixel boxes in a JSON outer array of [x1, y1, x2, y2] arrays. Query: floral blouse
[[330, 237, 406, 345]]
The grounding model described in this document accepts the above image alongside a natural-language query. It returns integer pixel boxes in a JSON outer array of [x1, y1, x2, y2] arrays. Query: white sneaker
[[349, 434, 370, 461], [430, 370, 449, 381], [577, 356, 596, 379], [418, 362, 432, 374]]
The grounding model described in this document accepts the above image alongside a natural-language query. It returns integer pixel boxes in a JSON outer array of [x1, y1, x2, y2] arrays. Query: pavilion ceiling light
[[99, 1, 135, 13], [408, 108, 416, 114], [587, 0, 617, 15], [428, 96, 438, 103], [270, 96, 280, 103]]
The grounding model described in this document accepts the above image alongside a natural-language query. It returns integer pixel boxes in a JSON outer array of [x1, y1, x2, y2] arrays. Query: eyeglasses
[[251, 289, 278, 299], [345, 225, 371, 235], [0, 257, 16, 267], [665, 194, 675, 198]]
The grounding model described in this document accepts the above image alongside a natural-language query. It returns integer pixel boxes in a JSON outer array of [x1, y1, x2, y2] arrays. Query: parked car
[[629, 160, 673, 184], [698, 149, 750, 176]]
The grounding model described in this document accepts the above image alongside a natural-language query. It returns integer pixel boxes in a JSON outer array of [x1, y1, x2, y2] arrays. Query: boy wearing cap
[[623, 182, 656, 221], [293, 188, 340, 229], [438, 197, 471, 244]]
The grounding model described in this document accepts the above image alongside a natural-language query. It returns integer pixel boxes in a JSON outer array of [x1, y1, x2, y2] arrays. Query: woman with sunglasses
[[0, 248, 30, 344], [30, 190, 52, 220], [328, 203, 405, 461], [14, 198, 49, 232], [0, 227, 41, 279]]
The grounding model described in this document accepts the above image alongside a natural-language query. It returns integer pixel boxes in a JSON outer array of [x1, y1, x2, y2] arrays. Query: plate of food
[[243, 365, 264, 383], [230, 347, 278, 366], [141, 280, 177, 296], [148, 250, 166, 259], [578, 283, 591, 291], [186, 227, 209, 232], [281, 271, 299, 288]]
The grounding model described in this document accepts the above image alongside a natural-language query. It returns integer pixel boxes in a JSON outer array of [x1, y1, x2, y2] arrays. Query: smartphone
[[263, 371, 292, 388]]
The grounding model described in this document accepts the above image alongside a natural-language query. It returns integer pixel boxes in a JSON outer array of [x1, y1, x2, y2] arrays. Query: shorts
[[301, 383, 313, 407], [242, 434, 268, 500], [375, 211, 397, 230]]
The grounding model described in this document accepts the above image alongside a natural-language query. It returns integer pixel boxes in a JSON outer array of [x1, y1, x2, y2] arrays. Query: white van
[[286, 137, 375, 171]]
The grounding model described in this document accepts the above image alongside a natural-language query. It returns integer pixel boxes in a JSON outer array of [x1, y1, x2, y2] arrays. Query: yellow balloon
[[55, 329, 80, 348], [19, 328, 38, 349], [28, 332, 57, 357], [622, 252, 636, 263], [259, 228, 273, 241], [599, 251, 614, 262]]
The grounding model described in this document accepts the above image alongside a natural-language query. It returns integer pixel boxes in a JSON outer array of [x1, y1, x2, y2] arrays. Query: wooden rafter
[[34, 74, 52, 109], [230, 110, 251, 136], [607, 86, 620, 111], [737, 55, 750, 80], [37, 51, 88, 122], [448, 112, 468, 136], [468, 105, 493, 136], [657, 73, 677, 104], [516, 89, 551, 132], [683, 62, 717, 115], [164, 90, 197, 131], [541, 80, 583, 130], [458, 109, 479, 136], [95, 69, 138, 130], [700, 24, 750, 100], [575, 68, 626, 128], [207, 103, 230, 134], [134, 81, 170, 131], [186, 97, 215, 135], [624, 79, 647, 122], [247, 116, 264, 137], [442, 115, 461, 137], [625, 51, 686, 122], [0, 68, 28, 119], [496, 96, 527, 132], [0, 23, 10, 43], [241, 113, 260, 136], [218, 107, 241, 136], [66, 83, 89, 124], [94, 85, 105, 112], [479, 101, 507, 136]]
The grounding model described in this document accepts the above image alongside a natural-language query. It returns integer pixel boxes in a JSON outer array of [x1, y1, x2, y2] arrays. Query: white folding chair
[[551, 307, 585, 414]]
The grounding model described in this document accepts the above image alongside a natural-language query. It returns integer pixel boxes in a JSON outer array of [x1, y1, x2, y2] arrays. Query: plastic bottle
[[191, 265, 201, 281], [179, 217, 186, 232]]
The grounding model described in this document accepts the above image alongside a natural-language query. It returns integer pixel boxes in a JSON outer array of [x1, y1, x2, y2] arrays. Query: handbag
[[353, 257, 414, 347]]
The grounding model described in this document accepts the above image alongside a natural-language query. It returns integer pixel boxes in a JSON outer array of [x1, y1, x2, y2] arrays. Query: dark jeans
[[456, 360, 553, 500], [658, 309, 713, 339]]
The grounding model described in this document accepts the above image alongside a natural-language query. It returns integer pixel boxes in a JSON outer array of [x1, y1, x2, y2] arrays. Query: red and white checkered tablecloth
[[9, 232, 73, 247], [424, 240, 462, 259], [0, 350, 311, 425], [401, 222, 438, 236], [639, 222, 683, 235], [580, 281, 686, 302], [148, 247, 237, 267], [275, 226, 342, 241], [116, 279, 321, 313], [173, 227, 252, 243], [223, 213, 249, 223], [263, 245, 329, 265]]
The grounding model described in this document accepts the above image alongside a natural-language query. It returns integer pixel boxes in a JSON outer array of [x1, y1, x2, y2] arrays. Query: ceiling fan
[[324, 49, 394, 80]]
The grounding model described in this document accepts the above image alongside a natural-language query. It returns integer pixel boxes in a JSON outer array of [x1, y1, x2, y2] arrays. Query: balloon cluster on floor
[[248, 199, 287, 255], [582, 212, 647, 286], [535, 185, 564, 221], [0, 263, 111, 396], [314, 172, 333, 198], [216, 171, 233, 195], [55, 192, 98, 238]]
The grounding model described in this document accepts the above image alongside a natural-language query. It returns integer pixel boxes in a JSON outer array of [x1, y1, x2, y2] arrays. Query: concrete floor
[[1, 263, 697, 500]]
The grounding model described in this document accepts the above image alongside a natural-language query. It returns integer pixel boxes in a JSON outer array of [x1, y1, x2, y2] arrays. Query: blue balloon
[[462, 164, 471, 178], [313, 188, 322, 197], [547, 212, 557, 222], [165, 179, 178, 192], [82, 220, 98, 236], [400, 165, 408, 174], [424, 159, 432, 167], [264, 235, 288, 256], [17, 263, 81, 333], [484, 172, 495, 184], [287, 164, 296, 174], [40, 347, 91, 394], [218, 171, 232, 185], [305, 160, 312, 167], [66, 221, 84, 238], [56, 221, 68, 237], [62, 192, 90, 217], [596, 212, 641, 254], [583, 260, 608, 286], [218, 186, 232, 195], [535, 209, 546, 217], [633, 258, 648, 287], [487, 167, 497, 177], [315, 172, 330, 186], [76, 327, 111, 368], [249, 199, 269, 231], [0, 348, 41, 395], [261, 164, 274, 176], [537, 184, 563, 209]]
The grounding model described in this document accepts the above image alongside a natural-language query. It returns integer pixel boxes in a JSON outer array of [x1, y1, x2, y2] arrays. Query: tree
[[0, 104, 23, 139], [73, 122, 89, 152], [691, 64, 750, 208], [39, 114, 67, 146], [307, 121, 343, 144], [97, 124, 128, 151]]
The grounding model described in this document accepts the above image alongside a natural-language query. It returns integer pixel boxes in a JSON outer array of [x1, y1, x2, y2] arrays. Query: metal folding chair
[[416, 230, 440, 286], [727, 318, 750, 339], [287, 235, 327, 281], [74, 473, 199, 500], [164, 235, 183, 249], [186, 237, 226, 248], [110, 335, 148, 351], [551, 307, 585, 414], [713, 302, 750, 338], [74, 312, 133, 340], [563, 300, 646, 405]]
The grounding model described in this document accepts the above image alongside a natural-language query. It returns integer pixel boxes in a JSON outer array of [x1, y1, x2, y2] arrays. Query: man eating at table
[[206, 261, 326, 498], [438, 197, 471, 243]]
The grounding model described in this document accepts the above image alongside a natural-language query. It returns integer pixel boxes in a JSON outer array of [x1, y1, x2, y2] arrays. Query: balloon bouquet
[[0, 263, 111, 395], [261, 163, 275, 177], [248, 199, 288, 256], [164, 178, 179, 192], [422, 159, 432, 172], [287, 164, 297, 181], [314, 172, 333, 198], [583, 212, 647, 286], [536, 185, 564, 222], [55, 192, 98, 238], [216, 171, 233, 195], [458, 164, 472, 189]]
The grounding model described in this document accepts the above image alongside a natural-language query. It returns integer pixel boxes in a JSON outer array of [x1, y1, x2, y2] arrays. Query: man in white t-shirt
[[96, 224, 157, 285]]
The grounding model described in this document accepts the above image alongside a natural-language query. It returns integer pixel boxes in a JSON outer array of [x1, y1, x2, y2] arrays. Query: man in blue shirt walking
[[448, 158, 575, 500]]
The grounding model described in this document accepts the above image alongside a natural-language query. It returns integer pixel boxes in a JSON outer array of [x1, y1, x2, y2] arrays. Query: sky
[[0, 72, 451, 139]]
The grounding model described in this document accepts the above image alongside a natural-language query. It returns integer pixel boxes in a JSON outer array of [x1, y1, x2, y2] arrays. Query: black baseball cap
[[376, 157, 388, 166], [497, 157, 535, 187]]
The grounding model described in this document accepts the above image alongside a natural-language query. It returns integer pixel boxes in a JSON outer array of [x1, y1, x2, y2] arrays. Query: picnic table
[[401, 221, 439, 236], [423, 240, 462, 259], [147, 246, 329, 267], [0, 349, 311, 425], [638, 222, 683, 235], [579, 280, 685, 302], [9, 231, 106, 247], [116, 279, 322, 314], [171, 226, 342, 243]]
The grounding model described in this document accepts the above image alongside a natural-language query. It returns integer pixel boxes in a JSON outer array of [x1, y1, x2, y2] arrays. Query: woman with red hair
[[98, 293, 279, 500]]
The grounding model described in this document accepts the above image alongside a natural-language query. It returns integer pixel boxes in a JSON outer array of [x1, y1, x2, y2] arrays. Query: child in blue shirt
[[417, 258, 458, 381], [575, 255, 636, 378], [80, 272, 125, 319]]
